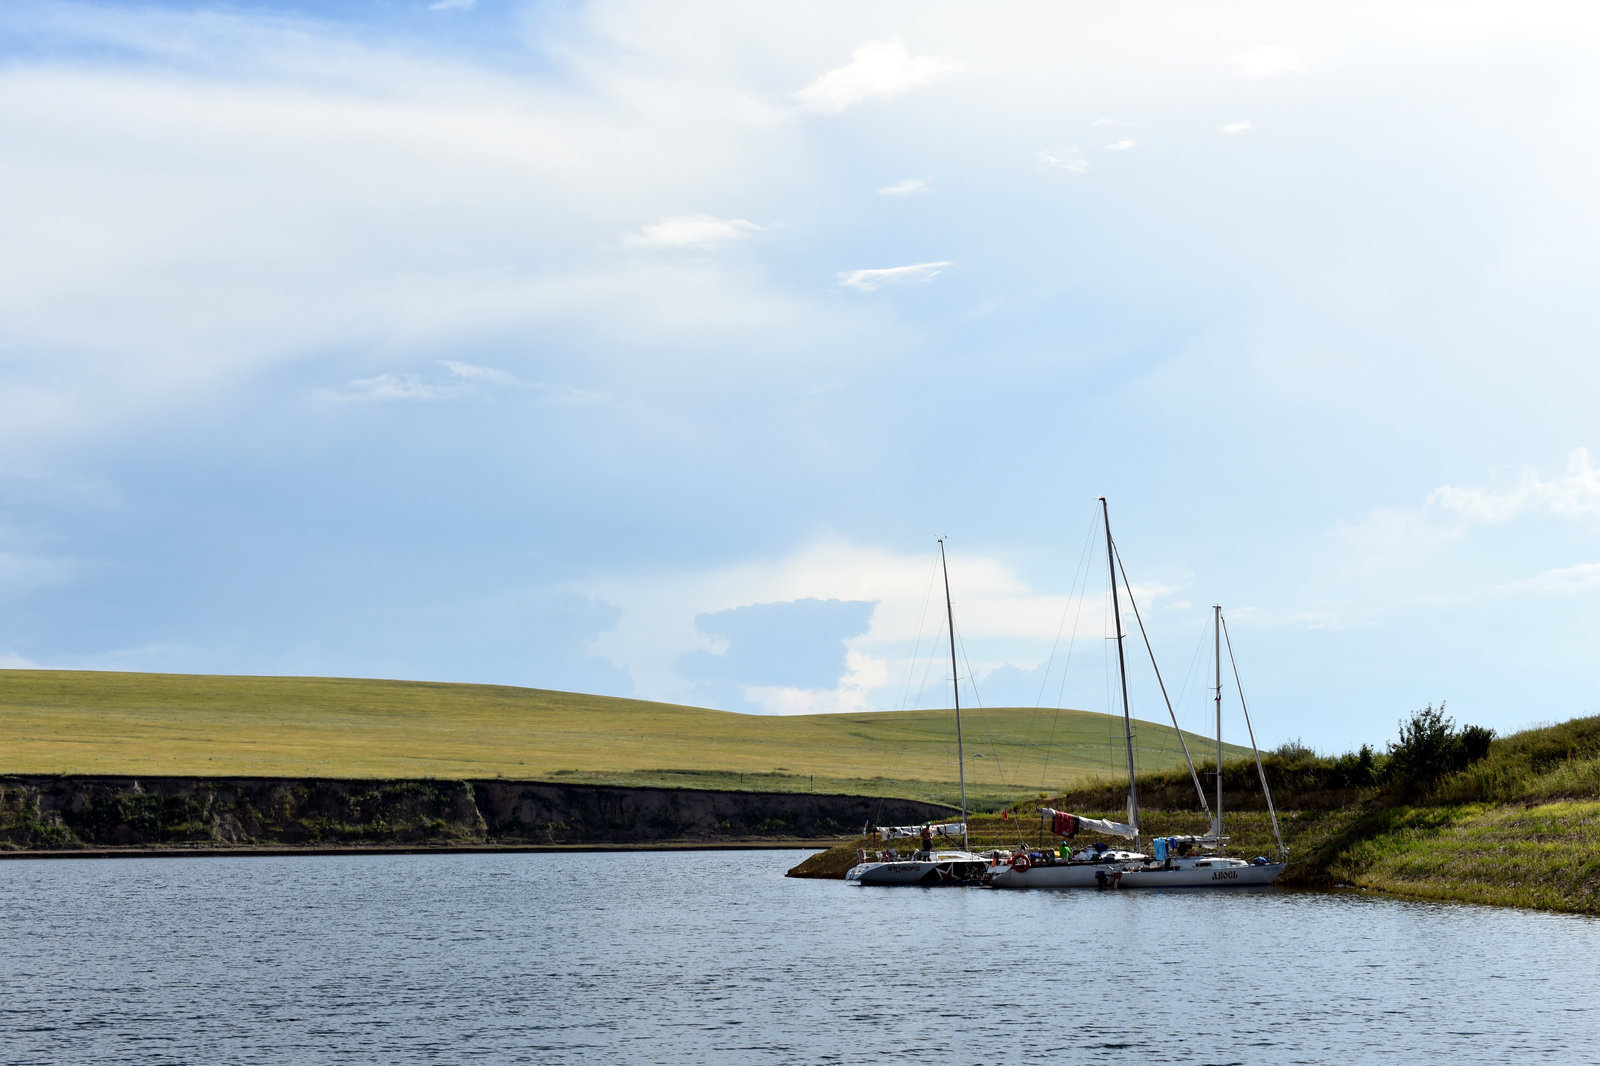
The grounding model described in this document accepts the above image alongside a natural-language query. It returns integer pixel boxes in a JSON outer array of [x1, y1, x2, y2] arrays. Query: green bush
[[1386, 703, 1495, 793]]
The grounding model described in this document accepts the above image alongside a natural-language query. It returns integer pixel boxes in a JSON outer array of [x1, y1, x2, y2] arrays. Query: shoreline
[[0, 839, 832, 861]]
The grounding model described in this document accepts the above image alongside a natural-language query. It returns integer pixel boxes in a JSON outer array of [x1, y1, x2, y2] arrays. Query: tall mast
[[1099, 498, 1138, 843], [938, 538, 969, 852], [1213, 603, 1224, 839]]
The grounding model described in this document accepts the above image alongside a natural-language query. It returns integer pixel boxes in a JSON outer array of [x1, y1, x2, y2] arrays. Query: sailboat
[[1117, 604, 1286, 888], [845, 539, 990, 887], [987, 497, 1155, 889]]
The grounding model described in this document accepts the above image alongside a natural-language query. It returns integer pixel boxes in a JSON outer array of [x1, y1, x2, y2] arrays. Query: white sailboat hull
[[846, 852, 990, 886], [1116, 860, 1284, 888], [986, 850, 1151, 890]]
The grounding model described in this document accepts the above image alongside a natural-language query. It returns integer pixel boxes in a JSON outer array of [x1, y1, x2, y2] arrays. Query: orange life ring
[[1012, 851, 1031, 872]]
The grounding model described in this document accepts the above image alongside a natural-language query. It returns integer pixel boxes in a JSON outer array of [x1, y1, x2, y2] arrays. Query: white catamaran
[[846, 539, 990, 887]]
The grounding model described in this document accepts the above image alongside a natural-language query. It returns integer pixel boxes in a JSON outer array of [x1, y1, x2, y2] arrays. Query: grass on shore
[[0, 670, 1240, 808]]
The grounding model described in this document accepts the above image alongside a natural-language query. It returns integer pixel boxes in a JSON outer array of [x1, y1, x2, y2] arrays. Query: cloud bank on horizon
[[2, 0, 1600, 752]]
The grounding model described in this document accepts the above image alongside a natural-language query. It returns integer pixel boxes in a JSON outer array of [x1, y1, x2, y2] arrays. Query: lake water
[[2, 849, 1596, 1065]]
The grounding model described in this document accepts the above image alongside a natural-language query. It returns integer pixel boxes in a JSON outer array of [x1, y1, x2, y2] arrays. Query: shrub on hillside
[[1386, 702, 1495, 793]]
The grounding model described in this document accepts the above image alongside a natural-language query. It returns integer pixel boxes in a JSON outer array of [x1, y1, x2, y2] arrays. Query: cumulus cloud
[[1106, 138, 1136, 151], [1229, 45, 1305, 79], [878, 178, 929, 196], [835, 261, 951, 293], [621, 215, 765, 250], [581, 537, 1171, 715], [1221, 120, 1254, 134], [793, 40, 957, 115], [744, 650, 890, 715]]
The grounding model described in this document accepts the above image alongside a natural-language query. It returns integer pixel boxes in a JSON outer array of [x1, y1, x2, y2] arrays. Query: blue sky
[[3, 1, 1599, 752]]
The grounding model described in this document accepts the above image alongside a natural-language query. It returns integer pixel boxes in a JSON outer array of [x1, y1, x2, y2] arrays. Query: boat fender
[[1011, 851, 1031, 872]]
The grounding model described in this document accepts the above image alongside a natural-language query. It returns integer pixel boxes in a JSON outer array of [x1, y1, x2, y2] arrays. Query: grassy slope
[[0, 670, 1241, 808]]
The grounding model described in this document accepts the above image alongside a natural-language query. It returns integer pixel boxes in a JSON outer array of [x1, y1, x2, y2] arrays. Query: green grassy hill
[[0, 670, 1243, 808]]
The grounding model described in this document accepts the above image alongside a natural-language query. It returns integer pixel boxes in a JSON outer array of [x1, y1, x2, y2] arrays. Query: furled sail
[[1036, 807, 1137, 840], [876, 823, 966, 841]]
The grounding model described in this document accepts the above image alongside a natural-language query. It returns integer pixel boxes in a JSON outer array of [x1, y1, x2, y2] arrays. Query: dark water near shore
[[2, 850, 1596, 1065]]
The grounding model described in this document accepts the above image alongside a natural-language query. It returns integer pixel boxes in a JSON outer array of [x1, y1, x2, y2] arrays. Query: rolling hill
[[0, 670, 1246, 808]]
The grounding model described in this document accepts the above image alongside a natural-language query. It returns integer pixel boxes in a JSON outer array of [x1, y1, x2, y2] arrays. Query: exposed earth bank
[[0, 775, 953, 852]]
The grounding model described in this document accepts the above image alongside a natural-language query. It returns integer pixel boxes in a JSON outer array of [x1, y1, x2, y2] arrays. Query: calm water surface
[[1, 850, 1596, 1064]]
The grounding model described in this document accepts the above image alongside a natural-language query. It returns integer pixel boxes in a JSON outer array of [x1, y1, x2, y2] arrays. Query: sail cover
[[1036, 808, 1137, 840], [877, 823, 966, 841]]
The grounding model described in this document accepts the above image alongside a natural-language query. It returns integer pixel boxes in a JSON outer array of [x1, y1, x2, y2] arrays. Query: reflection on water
[[1, 850, 1596, 1064]]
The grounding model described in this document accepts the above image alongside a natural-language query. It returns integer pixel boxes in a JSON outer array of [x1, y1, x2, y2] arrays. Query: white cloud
[[581, 537, 1144, 713], [745, 650, 889, 715], [329, 373, 446, 403], [1508, 562, 1600, 597], [836, 261, 951, 293], [1106, 139, 1136, 151], [1336, 449, 1600, 573], [320, 360, 528, 403], [439, 360, 520, 387], [1429, 448, 1600, 525], [428, 0, 476, 10], [1037, 149, 1090, 175], [878, 178, 929, 196], [793, 40, 958, 115], [1229, 45, 1305, 79], [0, 653, 45, 669], [621, 214, 765, 250], [1221, 120, 1254, 134]]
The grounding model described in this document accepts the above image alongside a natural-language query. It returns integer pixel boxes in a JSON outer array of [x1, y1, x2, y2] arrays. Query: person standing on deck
[[920, 824, 933, 860]]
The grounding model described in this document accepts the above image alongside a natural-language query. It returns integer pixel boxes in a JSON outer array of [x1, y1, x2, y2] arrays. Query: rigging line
[[1035, 502, 1101, 794], [872, 546, 940, 830], [1220, 611, 1286, 857], [951, 616, 1013, 798], [895, 549, 942, 713], [1113, 542, 1210, 816], [1101, 561, 1120, 787], [1033, 511, 1100, 708], [1173, 612, 1211, 735], [880, 549, 940, 796]]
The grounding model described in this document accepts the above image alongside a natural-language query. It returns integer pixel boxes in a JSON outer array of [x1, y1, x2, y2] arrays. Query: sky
[[2, 0, 1599, 753]]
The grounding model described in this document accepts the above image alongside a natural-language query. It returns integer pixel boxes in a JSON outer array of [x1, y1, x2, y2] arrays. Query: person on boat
[[920, 824, 933, 859]]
